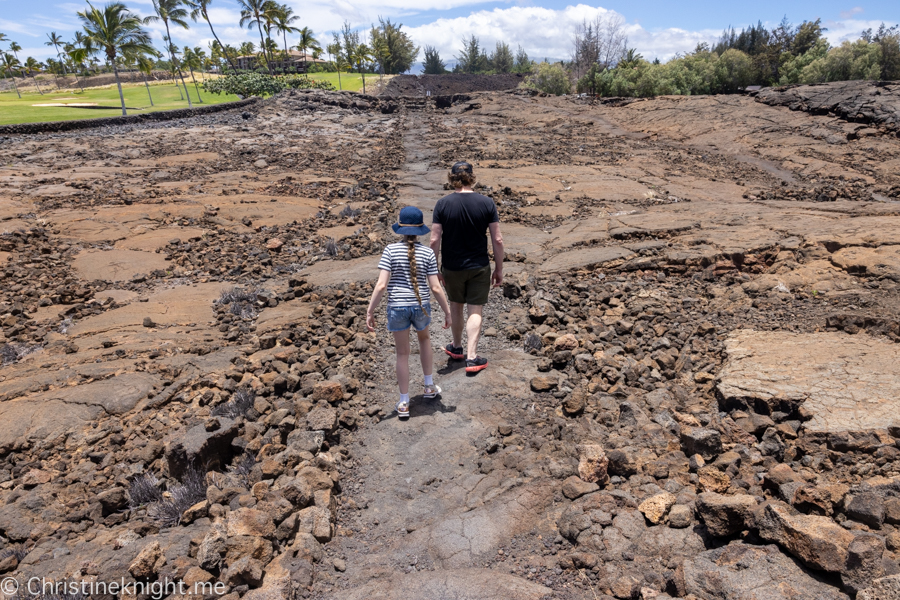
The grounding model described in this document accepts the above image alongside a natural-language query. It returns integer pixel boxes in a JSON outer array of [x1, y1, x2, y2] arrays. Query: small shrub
[[0, 543, 31, 562], [229, 451, 257, 487], [202, 73, 335, 97], [283, 74, 336, 91], [339, 205, 360, 219], [128, 473, 163, 508], [147, 465, 207, 527], [58, 318, 73, 335], [219, 286, 261, 305], [218, 286, 262, 319], [524, 62, 571, 96], [211, 388, 255, 419], [324, 238, 338, 257], [203, 72, 285, 97], [0, 343, 41, 366]]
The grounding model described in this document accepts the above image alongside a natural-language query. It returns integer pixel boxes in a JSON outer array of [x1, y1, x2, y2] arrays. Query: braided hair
[[406, 235, 429, 316]]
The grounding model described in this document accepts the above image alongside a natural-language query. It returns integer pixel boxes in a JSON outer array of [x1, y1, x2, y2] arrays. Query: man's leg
[[465, 304, 484, 360], [450, 301, 465, 348]]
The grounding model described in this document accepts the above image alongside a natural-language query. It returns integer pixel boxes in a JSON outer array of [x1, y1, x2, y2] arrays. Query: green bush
[[524, 62, 571, 95], [283, 75, 336, 91], [579, 47, 757, 98], [203, 73, 336, 97]]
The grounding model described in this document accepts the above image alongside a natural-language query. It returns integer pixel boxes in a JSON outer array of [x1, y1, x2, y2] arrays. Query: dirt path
[[311, 112, 576, 599]]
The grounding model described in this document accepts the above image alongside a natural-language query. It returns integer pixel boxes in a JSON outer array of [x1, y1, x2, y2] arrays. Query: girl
[[366, 206, 452, 420]]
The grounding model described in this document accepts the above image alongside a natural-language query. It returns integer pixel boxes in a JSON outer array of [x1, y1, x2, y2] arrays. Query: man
[[430, 161, 504, 373]]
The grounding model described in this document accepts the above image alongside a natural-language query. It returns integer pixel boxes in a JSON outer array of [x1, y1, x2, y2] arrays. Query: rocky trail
[[310, 113, 564, 599], [1, 80, 900, 600]]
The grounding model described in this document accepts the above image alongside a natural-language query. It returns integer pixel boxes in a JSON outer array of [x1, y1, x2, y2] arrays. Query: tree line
[[551, 15, 900, 97], [3, 5, 899, 105], [0, 0, 426, 106], [421, 35, 533, 75]]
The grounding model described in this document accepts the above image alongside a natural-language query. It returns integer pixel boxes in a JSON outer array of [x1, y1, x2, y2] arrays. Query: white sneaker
[[423, 384, 441, 399], [396, 400, 409, 419]]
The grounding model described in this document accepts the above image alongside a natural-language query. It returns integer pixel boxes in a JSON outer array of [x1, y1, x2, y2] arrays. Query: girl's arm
[[427, 274, 452, 330], [366, 270, 391, 332]]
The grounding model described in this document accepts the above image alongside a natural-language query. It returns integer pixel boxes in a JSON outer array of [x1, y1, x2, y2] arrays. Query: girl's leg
[[393, 330, 411, 395], [416, 328, 433, 377]]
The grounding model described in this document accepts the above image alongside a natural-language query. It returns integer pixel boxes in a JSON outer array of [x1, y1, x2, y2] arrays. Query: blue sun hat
[[392, 206, 430, 236]]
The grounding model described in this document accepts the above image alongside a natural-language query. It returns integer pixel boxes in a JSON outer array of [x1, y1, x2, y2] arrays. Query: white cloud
[[839, 7, 863, 20], [824, 17, 897, 44], [0, 18, 41, 37], [205, 6, 243, 27], [403, 4, 720, 63]]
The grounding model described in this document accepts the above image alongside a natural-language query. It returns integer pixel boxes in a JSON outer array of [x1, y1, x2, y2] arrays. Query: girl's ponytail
[[406, 236, 429, 316]]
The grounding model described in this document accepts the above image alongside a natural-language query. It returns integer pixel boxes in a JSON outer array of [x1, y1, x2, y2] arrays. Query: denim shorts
[[387, 303, 432, 332]]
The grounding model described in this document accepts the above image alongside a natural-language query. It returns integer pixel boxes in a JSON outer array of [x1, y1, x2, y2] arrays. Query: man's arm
[[489, 222, 504, 287], [430, 223, 443, 281]]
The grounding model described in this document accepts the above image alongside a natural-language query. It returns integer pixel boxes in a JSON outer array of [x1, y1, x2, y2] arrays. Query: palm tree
[[295, 26, 320, 71], [137, 55, 155, 105], [78, 2, 156, 116], [261, 1, 280, 70], [238, 0, 273, 75], [327, 39, 343, 90], [9, 41, 21, 63], [46, 58, 63, 89], [24, 57, 45, 95], [145, 0, 194, 106], [66, 46, 89, 92], [272, 4, 299, 72], [182, 46, 204, 102], [209, 41, 234, 73], [2, 53, 21, 98], [46, 32, 69, 88], [187, 0, 237, 74], [349, 43, 372, 94]]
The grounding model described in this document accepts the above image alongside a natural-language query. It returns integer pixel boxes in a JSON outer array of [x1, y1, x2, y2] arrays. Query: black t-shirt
[[432, 192, 500, 271]]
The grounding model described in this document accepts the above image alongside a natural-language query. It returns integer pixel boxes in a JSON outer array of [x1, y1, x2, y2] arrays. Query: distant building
[[235, 50, 327, 72]]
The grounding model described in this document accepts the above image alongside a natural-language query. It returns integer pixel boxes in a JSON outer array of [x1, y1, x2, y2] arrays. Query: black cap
[[451, 161, 473, 174]]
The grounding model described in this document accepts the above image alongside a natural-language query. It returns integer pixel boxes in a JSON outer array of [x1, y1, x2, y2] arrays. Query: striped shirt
[[378, 242, 438, 307]]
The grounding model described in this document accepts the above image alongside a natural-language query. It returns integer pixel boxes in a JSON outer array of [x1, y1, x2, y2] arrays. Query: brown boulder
[[311, 380, 343, 404], [226, 508, 276, 538], [755, 501, 855, 572], [129, 540, 163, 578], [306, 405, 338, 432], [638, 492, 676, 524], [696, 492, 757, 537], [561, 476, 599, 499], [842, 533, 886, 595], [698, 466, 730, 493], [577, 444, 609, 484], [858, 574, 900, 600], [530, 375, 558, 393], [223, 556, 264, 586], [684, 542, 849, 600], [297, 506, 333, 542], [554, 334, 579, 351]]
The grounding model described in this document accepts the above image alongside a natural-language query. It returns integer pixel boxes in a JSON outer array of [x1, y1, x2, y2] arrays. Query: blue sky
[[1, 0, 898, 64]]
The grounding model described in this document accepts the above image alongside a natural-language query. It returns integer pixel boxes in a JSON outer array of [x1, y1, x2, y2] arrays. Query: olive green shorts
[[442, 265, 491, 305]]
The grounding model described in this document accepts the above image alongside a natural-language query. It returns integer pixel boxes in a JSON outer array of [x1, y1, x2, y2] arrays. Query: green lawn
[[0, 82, 240, 125], [305, 72, 384, 94]]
